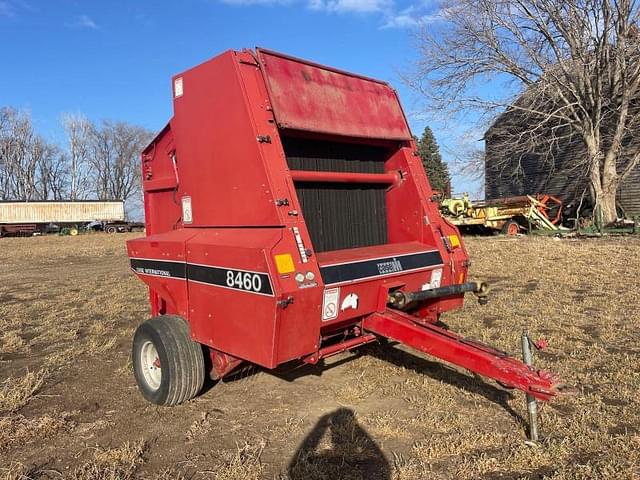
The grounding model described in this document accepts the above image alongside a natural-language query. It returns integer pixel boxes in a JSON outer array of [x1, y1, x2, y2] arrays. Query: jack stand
[[522, 330, 539, 444]]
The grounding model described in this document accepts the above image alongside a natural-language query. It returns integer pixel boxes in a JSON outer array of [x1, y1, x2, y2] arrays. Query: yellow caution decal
[[448, 234, 461, 249], [274, 253, 295, 274]]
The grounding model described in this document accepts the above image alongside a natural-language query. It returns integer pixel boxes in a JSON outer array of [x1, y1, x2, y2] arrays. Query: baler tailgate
[[363, 309, 562, 401]]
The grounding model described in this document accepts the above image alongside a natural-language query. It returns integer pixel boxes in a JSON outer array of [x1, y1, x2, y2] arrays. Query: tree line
[[0, 107, 153, 209]]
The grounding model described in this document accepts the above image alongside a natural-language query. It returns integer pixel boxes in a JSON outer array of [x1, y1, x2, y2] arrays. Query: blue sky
[[0, 0, 482, 194]]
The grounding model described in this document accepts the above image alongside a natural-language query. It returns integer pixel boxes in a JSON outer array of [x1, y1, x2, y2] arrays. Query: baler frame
[[127, 48, 564, 434]]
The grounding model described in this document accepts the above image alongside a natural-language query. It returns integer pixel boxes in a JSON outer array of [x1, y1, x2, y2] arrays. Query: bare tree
[[88, 120, 153, 207], [0, 107, 69, 201], [411, 0, 640, 223], [0, 107, 39, 200], [61, 112, 92, 200], [33, 140, 68, 201], [1, 107, 152, 210], [0, 108, 15, 199]]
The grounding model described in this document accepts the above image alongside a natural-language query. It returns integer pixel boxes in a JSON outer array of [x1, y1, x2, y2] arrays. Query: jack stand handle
[[522, 329, 539, 443]]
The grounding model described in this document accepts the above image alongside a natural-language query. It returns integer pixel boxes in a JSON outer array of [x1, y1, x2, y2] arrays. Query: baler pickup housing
[[127, 48, 563, 408]]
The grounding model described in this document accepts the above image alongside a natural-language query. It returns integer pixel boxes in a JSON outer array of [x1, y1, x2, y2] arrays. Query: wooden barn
[[484, 109, 640, 219]]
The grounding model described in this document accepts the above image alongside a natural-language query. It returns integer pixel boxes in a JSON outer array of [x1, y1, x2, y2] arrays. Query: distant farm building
[[484, 109, 640, 219]]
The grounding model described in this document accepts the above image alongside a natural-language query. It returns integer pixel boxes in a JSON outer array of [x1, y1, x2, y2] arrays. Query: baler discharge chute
[[127, 48, 566, 439]]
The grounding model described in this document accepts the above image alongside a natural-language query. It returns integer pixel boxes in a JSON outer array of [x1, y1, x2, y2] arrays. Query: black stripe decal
[[130, 259, 186, 279], [130, 259, 273, 296], [320, 251, 443, 285], [187, 264, 273, 296]]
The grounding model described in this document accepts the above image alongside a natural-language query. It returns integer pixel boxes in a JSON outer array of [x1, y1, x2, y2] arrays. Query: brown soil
[[1, 233, 639, 479]]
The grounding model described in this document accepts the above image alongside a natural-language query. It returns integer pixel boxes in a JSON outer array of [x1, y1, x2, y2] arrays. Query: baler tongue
[[362, 308, 564, 401]]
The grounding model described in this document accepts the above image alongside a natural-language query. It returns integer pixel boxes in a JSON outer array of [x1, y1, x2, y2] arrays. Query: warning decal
[[322, 287, 340, 321], [182, 196, 192, 224], [174, 77, 184, 98]]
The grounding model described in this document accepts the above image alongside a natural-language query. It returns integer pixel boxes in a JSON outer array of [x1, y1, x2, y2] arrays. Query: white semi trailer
[[0, 201, 128, 236]]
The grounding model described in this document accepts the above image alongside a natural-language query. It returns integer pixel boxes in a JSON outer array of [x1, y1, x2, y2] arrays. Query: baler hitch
[[363, 309, 564, 402], [388, 281, 490, 309]]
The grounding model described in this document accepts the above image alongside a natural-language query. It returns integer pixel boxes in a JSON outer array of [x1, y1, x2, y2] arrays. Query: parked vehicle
[[86, 220, 145, 234]]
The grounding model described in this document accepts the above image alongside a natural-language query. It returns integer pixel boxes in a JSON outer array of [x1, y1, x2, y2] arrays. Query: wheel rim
[[507, 223, 518, 235], [140, 340, 162, 390]]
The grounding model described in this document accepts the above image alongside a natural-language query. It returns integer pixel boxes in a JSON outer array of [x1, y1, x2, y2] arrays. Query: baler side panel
[[385, 147, 429, 245], [257, 49, 412, 141], [170, 51, 281, 227], [186, 230, 278, 368], [141, 123, 181, 237], [127, 230, 196, 319], [272, 276, 323, 364], [185, 228, 321, 369], [386, 146, 468, 314]]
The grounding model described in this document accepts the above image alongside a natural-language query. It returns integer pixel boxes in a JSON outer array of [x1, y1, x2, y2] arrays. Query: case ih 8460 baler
[[127, 49, 563, 418]]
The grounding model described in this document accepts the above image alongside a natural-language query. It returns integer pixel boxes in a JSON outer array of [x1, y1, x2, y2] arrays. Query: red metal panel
[[316, 270, 439, 328], [140, 123, 181, 237], [127, 229, 196, 319], [169, 50, 284, 227], [290, 170, 399, 185], [384, 146, 468, 314], [257, 49, 412, 141], [185, 228, 280, 368], [185, 228, 321, 368], [315, 242, 445, 327]]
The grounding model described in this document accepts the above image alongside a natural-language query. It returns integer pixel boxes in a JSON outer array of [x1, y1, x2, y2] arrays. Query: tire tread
[[132, 315, 205, 406]]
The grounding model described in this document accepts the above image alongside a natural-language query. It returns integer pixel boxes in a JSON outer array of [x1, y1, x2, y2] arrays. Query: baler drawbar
[[363, 309, 560, 401], [127, 48, 564, 428]]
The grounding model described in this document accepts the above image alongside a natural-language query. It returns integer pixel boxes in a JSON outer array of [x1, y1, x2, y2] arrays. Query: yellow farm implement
[[440, 194, 564, 235]]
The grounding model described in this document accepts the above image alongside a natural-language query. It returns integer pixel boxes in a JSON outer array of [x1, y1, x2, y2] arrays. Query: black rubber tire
[[132, 315, 205, 406], [105, 226, 117, 234]]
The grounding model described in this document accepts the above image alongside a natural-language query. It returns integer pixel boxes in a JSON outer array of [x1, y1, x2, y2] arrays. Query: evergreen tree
[[415, 127, 451, 195]]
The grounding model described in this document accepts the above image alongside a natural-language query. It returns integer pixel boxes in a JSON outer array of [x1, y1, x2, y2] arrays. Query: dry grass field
[[1, 233, 639, 479]]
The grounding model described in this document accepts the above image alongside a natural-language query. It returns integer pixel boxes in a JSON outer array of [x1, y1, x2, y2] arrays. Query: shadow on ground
[[288, 407, 391, 480], [220, 340, 524, 427]]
